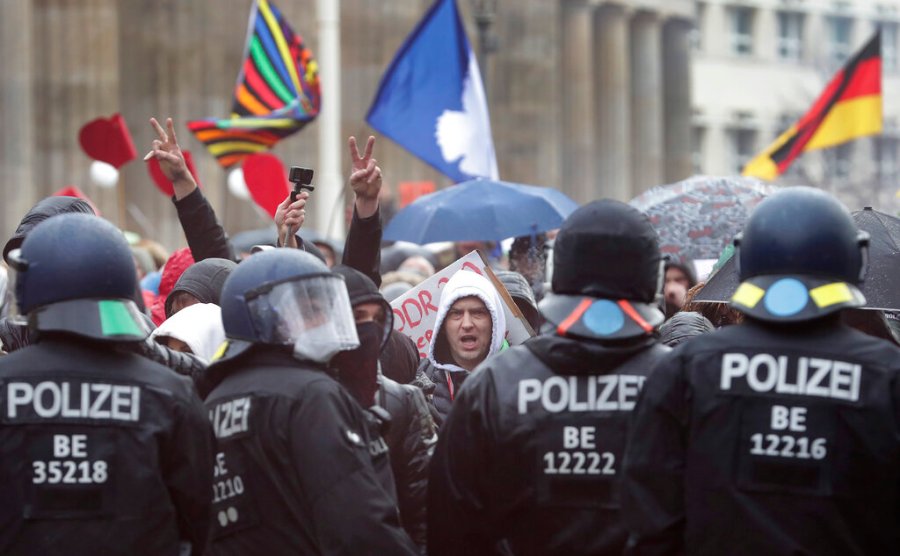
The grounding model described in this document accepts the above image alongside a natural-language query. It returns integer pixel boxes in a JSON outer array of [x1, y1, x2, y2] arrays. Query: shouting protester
[[417, 270, 507, 427]]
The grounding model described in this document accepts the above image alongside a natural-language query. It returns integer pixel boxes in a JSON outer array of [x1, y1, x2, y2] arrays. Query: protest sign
[[391, 251, 535, 358]]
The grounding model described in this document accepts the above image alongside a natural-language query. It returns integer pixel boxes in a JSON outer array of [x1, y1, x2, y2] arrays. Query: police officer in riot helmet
[[427, 200, 671, 556], [622, 186, 900, 555], [202, 248, 418, 555], [0, 214, 214, 555]]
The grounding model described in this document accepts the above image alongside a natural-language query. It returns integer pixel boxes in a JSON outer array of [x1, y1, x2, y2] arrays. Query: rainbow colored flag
[[188, 0, 320, 169]]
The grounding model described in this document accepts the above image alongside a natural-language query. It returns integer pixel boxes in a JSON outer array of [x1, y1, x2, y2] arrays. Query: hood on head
[[151, 302, 225, 363], [4, 197, 96, 263], [428, 269, 506, 373], [165, 258, 237, 317], [665, 258, 698, 288], [150, 248, 195, 326]]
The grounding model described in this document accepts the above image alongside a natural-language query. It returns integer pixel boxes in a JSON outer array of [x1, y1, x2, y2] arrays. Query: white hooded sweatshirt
[[427, 269, 507, 374], [150, 302, 225, 363]]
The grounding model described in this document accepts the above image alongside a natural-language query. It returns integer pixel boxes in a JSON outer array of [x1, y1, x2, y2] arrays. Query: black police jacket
[[377, 375, 438, 549], [203, 347, 418, 556], [0, 335, 214, 556], [622, 318, 900, 555], [427, 334, 670, 556]]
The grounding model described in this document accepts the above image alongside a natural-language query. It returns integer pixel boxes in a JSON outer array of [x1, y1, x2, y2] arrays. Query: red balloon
[[78, 113, 137, 169], [242, 153, 290, 218], [147, 150, 201, 197]]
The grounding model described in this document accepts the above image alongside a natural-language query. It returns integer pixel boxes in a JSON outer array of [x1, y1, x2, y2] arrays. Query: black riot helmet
[[8, 213, 149, 342], [215, 249, 359, 364], [539, 199, 664, 341], [731, 186, 868, 322]]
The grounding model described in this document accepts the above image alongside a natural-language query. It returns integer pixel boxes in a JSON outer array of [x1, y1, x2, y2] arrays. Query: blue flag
[[366, 0, 498, 183]]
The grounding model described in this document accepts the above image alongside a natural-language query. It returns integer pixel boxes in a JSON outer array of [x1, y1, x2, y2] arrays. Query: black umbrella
[[695, 207, 900, 310]]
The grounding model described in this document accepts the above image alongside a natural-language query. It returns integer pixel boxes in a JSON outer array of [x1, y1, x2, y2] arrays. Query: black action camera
[[289, 166, 315, 196]]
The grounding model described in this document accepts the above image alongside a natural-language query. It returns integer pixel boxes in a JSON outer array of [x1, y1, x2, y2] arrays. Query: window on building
[[692, 126, 705, 174], [826, 143, 854, 179], [882, 22, 899, 72], [875, 136, 899, 183], [691, 3, 706, 51], [827, 15, 854, 65], [728, 128, 757, 174], [776, 11, 804, 61], [728, 6, 754, 56]]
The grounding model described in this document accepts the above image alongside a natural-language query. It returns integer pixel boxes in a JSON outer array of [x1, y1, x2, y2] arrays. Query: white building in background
[[692, 0, 900, 211]]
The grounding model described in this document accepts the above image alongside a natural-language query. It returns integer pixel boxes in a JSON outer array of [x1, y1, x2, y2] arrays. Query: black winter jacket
[[427, 334, 670, 556], [0, 336, 214, 555], [377, 375, 437, 549], [202, 347, 417, 556], [343, 206, 383, 287], [416, 358, 462, 429], [381, 330, 420, 385], [622, 318, 900, 555], [173, 188, 236, 262]]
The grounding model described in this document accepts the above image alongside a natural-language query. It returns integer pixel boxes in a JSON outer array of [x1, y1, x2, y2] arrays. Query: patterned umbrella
[[629, 176, 779, 261]]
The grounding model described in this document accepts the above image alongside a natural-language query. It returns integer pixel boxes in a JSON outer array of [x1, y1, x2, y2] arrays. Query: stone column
[[662, 17, 693, 183], [0, 0, 34, 237], [593, 3, 631, 201], [560, 1, 595, 204], [630, 10, 663, 196]]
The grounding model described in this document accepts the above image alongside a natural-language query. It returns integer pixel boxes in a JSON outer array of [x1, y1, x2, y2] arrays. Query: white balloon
[[228, 168, 251, 200], [90, 161, 119, 188]]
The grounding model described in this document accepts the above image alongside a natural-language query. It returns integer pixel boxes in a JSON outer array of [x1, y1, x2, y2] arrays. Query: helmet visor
[[245, 274, 359, 363]]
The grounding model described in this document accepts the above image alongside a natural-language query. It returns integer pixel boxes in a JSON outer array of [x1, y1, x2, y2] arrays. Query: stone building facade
[[0, 0, 694, 248]]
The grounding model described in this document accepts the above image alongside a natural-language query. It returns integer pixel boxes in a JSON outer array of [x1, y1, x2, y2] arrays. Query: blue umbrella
[[384, 178, 579, 244]]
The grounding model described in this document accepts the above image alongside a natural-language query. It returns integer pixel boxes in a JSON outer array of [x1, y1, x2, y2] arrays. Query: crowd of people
[[0, 116, 898, 556]]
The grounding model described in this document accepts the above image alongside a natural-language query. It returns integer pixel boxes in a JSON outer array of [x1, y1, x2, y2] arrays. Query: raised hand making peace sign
[[146, 117, 197, 200], [349, 135, 382, 219]]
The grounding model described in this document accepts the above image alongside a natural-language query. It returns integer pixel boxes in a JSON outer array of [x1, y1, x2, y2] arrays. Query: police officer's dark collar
[[731, 274, 865, 323], [29, 298, 150, 343], [526, 333, 660, 374], [539, 293, 664, 341]]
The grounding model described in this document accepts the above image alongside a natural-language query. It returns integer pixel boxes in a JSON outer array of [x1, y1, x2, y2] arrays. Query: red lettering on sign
[[402, 298, 423, 328], [415, 329, 435, 359], [392, 308, 405, 332], [461, 262, 484, 275], [418, 290, 438, 316]]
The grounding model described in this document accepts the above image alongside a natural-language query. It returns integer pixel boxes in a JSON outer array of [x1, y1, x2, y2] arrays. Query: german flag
[[742, 32, 881, 181]]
